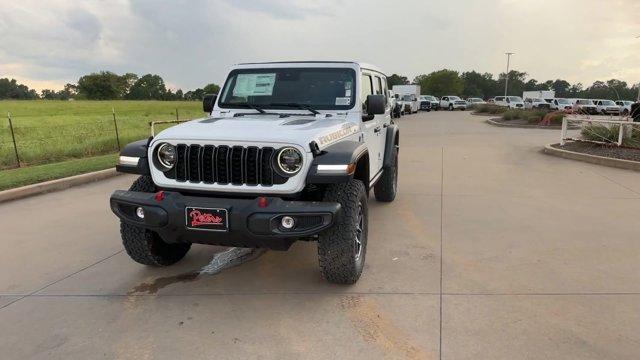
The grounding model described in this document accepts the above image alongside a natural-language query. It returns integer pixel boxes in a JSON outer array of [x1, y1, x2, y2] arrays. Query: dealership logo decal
[[317, 123, 358, 147], [189, 210, 224, 227]]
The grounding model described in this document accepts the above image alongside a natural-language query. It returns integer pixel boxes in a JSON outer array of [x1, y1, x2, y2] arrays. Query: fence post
[[7, 112, 20, 168], [560, 117, 567, 146], [176, 108, 179, 121], [617, 122, 624, 146], [112, 107, 121, 151]]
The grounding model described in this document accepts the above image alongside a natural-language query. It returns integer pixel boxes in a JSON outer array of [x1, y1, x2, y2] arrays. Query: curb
[[543, 144, 640, 172], [0, 168, 121, 204], [486, 118, 562, 129]]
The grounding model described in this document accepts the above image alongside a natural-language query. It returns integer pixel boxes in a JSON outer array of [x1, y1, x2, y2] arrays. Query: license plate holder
[[185, 207, 228, 231]]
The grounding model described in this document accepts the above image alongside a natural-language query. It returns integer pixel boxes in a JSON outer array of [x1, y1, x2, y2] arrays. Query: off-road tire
[[374, 146, 398, 202], [449, 104, 453, 111], [318, 180, 368, 284], [120, 176, 191, 266]]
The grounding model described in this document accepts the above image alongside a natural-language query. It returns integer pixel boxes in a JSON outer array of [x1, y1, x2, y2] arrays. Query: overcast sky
[[1, 0, 639, 92]]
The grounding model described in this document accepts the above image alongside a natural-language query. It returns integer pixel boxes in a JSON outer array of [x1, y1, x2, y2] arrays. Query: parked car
[[439, 96, 467, 110], [593, 99, 621, 115], [569, 99, 598, 114], [615, 100, 635, 116], [110, 60, 400, 284], [393, 85, 420, 114], [398, 94, 419, 114], [523, 90, 555, 103], [524, 98, 551, 110], [388, 90, 400, 118], [421, 95, 439, 110], [486, 97, 496, 104], [495, 96, 525, 109], [550, 98, 573, 112], [465, 98, 486, 109], [418, 95, 432, 111]]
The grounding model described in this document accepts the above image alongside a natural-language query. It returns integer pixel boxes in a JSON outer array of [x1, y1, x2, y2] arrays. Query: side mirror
[[366, 94, 386, 115], [203, 94, 217, 113]]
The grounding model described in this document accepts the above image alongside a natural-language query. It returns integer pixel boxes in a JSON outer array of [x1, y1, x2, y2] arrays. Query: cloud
[[1, 0, 639, 92]]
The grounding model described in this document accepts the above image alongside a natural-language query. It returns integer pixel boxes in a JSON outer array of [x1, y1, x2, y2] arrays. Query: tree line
[[0, 71, 220, 101], [2, 69, 638, 101], [388, 70, 639, 100]]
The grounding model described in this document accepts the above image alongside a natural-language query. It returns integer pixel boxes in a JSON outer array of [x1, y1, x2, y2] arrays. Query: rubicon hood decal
[[316, 123, 359, 149]]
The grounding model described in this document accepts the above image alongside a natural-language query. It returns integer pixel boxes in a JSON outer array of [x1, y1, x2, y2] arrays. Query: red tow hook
[[258, 197, 268, 208], [155, 191, 165, 202]]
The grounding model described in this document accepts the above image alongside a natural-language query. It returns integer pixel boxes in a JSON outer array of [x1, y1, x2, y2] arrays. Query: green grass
[[0, 100, 203, 169], [0, 153, 117, 191]]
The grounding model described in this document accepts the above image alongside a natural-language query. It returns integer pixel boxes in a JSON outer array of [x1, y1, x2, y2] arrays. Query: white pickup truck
[[439, 96, 467, 111]]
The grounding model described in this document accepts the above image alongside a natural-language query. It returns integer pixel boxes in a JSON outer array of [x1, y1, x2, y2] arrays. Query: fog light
[[136, 207, 145, 219], [281, 216, 295, 229]]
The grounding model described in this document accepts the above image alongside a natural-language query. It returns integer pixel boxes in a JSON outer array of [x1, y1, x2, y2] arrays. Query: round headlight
[[156, 143, 176, 170], [277, 147, 303, 175]]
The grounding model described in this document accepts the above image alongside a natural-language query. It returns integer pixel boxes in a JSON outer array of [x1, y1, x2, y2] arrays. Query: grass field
[[0, 153, 118, 191], [0, 100, 204, 169]]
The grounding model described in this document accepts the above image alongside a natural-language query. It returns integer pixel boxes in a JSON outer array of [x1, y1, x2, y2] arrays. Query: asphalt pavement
[[1, 111, 639, 359]]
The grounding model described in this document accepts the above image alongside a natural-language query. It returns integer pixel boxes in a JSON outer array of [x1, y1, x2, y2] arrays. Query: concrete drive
[[1, 111, 638, 359]]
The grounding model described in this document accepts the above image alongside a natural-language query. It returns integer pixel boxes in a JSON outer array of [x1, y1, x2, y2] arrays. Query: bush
[[474, 104, 507, 114], [500, 108, 563, 125], [581, 124, 619, 143]]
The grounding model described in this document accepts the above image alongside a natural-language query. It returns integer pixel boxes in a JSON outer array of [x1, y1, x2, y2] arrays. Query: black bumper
[[110, 190, 341, 250]]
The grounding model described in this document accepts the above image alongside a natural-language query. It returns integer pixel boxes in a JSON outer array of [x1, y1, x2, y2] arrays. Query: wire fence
[[0, 107, 192, 170]]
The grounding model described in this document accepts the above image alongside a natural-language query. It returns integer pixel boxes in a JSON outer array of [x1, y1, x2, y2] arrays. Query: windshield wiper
[[230, 103, 266, 114], [268, 103, 320, 115]]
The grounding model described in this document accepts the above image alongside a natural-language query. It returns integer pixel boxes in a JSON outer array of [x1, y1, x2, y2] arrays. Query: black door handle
[[374, 126, 381, 133], [383, 123, 390, 128]]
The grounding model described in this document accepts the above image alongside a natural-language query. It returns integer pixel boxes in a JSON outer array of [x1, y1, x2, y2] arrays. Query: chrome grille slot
[[188, 144, 201, 182]]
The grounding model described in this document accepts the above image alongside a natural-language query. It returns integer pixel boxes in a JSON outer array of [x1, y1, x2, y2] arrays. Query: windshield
[[577, 100, 594, 105], [449, 96, 461, 101], [219, 67, 356, 110], [601, 100, 615, 106], [508, 96, 523, 102], [557, 99, 570, 104], [532, 98, 544, 102], [402, 95, 413, 101], [425, 96, 436, 101]]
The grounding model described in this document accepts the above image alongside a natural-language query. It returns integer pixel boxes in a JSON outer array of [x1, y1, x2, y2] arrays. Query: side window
[[361, 74, 373, 112], [374, 76, 383, 95]]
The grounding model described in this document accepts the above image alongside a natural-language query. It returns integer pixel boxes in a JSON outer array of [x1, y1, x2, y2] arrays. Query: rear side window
[[374, 76, 383, 95], [361, 74, 373, 111]]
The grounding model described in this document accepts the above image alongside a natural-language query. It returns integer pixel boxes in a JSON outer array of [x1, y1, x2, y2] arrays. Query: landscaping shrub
[[500, 108, 563, 125], [581, 124, 619, 143], [474, 104, 507, 115]]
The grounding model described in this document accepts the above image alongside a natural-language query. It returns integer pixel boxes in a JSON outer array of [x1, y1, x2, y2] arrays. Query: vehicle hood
[[152, 114, 360, 151]]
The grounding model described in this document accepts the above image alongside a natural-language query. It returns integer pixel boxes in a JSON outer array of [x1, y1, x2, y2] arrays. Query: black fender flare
[[305, 141, 368, 184], [383, 124, 399, 168], [116, 139, 151, 175]]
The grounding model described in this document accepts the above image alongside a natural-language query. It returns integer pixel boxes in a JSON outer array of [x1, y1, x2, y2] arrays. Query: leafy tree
[[0, 78, 39, 99], [460, 71, 498, 98], [203, 83, 220, 94], [550, 80, 571, 97], [387, 74, 409, 87], [77, 71, 128, 100], [126, 74, 167, 100], [414, 70, 464, 97]]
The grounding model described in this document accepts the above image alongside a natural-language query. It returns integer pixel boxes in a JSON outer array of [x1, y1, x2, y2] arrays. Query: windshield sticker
[[317, 123, 359, 148], [345, 89, 352, 97], [233, 73, 276, 97], [335, 97, 351, 106]]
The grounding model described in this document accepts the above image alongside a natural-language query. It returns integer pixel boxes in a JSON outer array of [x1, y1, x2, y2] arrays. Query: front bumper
[[110, 190, 341, 250]]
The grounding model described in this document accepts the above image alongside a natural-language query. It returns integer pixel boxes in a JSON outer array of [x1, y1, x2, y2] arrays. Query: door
[[374, 75, 390, 172], [360, 73, 382, 181]]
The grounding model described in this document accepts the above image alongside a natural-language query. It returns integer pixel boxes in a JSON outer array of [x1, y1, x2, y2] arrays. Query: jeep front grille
[[167, 144, 287, 186]]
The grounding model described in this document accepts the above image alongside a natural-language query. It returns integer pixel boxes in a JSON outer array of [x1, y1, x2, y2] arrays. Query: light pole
[[504, 52, 515, 98]]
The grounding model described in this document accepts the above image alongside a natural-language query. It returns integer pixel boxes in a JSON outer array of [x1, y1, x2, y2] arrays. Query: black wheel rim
[[355, 202, 364, 261]]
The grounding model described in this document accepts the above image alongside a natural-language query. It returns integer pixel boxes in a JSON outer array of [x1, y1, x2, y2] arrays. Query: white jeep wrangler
[[110, 61, 399, 284]]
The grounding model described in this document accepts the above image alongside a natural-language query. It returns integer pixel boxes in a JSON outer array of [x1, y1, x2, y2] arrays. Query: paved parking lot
[[1, 111, 639, 359]]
